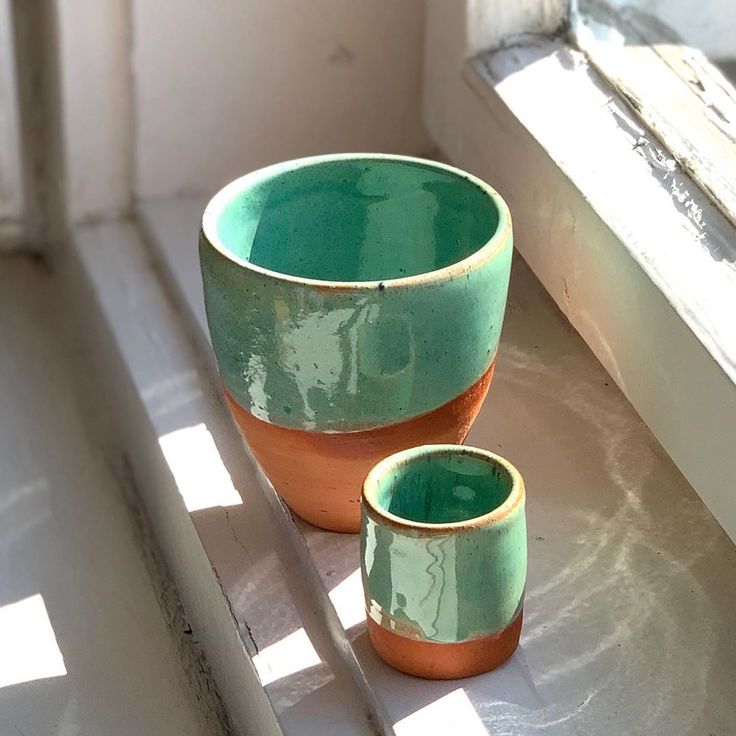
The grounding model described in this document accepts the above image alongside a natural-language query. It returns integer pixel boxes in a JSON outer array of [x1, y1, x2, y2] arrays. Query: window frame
[[424, 0, 736, 542], [0, 0, 24, 247]]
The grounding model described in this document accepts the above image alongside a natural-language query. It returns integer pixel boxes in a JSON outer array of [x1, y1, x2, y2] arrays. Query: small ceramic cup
[[199, 154, 513, 532], [361, 444, 526, 679]]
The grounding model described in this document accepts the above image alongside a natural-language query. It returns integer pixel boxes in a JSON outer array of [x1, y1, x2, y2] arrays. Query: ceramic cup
[[361, 444, 526, 679], [199, 154, 512, 532]]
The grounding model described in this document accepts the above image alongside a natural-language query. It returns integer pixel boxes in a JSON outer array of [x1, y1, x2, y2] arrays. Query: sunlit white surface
[[253, 628, 322, 687], [0, 595, 66, 688], [139, 195, 736, 735], [0, 259, 209, 735], [252, 570, 365, 689], [395, 688, 487, 736], [159, 423, 242, 511], [328, 569, 365, 630]]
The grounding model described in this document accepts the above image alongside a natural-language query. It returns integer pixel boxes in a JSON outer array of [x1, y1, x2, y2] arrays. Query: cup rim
[[200, 153, 511, 291], [362, 444, 524, 533]]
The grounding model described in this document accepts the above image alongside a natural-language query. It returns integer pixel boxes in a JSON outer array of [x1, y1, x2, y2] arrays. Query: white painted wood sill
[[0, 258, 215, 736], [425, 33, 736, 545], [61, 200, 736, 735]]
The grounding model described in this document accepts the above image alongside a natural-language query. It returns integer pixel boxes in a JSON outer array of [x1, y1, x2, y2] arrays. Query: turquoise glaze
[[199, 154, 512, 431], [361, 445, 526, 643]]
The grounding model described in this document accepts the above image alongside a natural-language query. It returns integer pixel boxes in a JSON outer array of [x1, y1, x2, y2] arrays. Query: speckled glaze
[[361, 445, 526, 678], [200, 154, 512, 432], [199, 154, 512, 530]]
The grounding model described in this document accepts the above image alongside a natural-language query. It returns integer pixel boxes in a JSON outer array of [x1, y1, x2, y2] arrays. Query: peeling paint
[[119, 454, 236, 736], [571, 0, 736, 234]]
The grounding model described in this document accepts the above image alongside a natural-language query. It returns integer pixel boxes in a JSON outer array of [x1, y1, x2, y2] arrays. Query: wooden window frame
[[424, 0, 736, 542]]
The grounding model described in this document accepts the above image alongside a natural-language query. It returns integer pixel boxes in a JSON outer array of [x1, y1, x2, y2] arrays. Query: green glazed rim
[[362, 444, 525, 534], [201, 152, 511, 289]]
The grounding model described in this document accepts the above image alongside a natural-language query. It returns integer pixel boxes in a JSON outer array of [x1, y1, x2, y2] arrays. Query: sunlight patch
[[159, 423, 242, 511], [0, 594, 66, 688], [252, 628, 322, 687], [395, 688, 487, 736]]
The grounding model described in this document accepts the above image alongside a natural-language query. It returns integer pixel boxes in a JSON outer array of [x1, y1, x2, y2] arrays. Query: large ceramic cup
[[361, 445, 526, 679], [199, 154, 512, 532]]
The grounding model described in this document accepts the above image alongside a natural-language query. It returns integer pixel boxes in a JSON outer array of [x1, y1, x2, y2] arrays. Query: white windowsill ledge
[[424, 35, 736, 543], [54, 196, 736, 735]]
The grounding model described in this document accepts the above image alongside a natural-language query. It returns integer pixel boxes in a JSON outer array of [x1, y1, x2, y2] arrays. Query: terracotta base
[[367, 610, 522, 679], [224, 362, 494, 532]]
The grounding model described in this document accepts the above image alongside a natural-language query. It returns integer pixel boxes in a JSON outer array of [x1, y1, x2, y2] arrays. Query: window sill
[[54, 194, 736, 735], [0, 257, 215, 736], [424, 34, 736, 544]]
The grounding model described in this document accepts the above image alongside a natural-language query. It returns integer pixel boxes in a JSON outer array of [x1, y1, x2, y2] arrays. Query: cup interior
[[370, 447, 515, 525], [212, 157, 500, 282]]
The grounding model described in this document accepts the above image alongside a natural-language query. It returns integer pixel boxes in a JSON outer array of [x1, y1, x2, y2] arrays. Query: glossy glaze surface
[[200, 154, 512, 431], [374, 449, 512, 524], [215, 157, 498, 281], [361, 446, 526, 643], [225, 365, 494, 532]]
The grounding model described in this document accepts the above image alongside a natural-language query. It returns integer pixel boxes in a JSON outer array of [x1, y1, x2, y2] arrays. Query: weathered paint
[[453, 38, 736, 542], [366, 609, 523, 680], [199, 154, 512, 432], [360, 445, 526, 678], [572, 1, 736, 231], [0, 257, 214, 735]]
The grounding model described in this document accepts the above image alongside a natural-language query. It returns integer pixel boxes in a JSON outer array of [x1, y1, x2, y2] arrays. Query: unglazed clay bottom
[[367, 610, 523, 679], [225, 363, 494, 533]]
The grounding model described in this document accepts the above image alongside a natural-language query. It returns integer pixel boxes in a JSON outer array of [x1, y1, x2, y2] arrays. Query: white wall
[[131, 0, 433, 201]]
